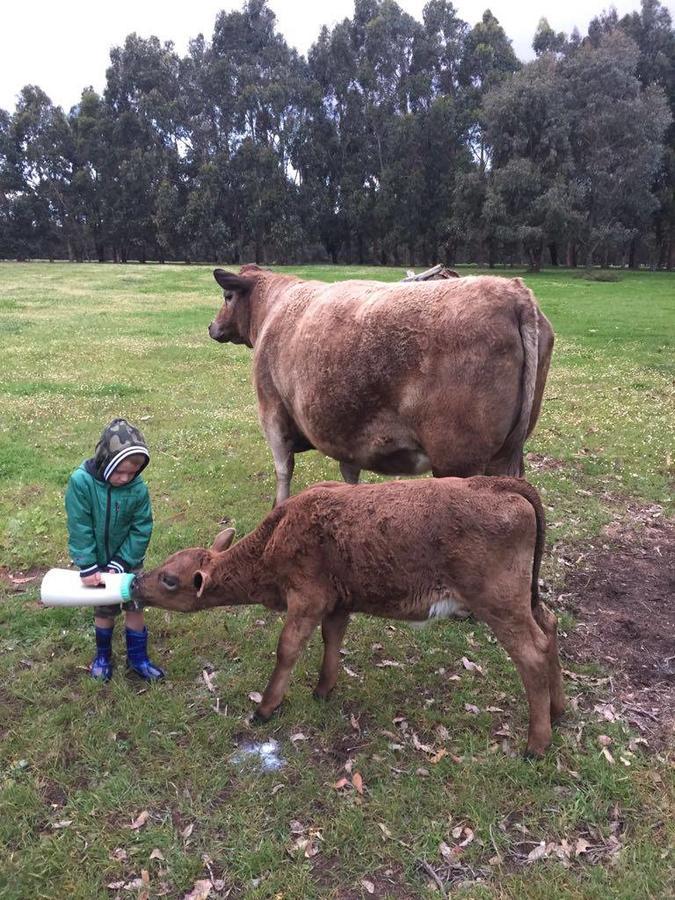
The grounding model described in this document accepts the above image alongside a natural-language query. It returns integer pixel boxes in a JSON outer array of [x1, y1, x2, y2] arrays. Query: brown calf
[[134, 476, 565, 756]]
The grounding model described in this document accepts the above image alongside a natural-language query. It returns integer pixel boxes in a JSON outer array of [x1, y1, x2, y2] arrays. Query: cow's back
[[254, 276, 540, 475]]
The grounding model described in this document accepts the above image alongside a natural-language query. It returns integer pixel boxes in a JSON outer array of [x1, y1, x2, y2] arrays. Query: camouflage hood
[[86, 418, 150, 482]]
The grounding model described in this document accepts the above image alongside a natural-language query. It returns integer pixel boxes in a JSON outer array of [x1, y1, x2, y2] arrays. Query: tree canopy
[[0, 0, 672, 268]]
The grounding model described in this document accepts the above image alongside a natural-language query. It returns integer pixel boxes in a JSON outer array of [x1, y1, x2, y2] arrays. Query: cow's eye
[[159, 572, 179, 591]]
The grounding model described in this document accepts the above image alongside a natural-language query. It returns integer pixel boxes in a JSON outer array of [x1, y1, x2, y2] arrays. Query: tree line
[[1, 0, 673, 269]]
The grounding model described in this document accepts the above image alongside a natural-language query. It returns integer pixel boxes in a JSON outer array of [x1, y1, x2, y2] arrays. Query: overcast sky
[[2, 0, 672, 112]]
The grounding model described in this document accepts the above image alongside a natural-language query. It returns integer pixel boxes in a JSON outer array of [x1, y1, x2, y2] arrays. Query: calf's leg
[[532, 602, 566, 723], [485, 607, 553, 757], [314, 609, 350, 700], [255, 604, 322, 721]]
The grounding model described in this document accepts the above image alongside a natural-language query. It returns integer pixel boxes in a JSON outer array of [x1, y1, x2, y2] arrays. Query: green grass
[[0, 262, 673, 898]]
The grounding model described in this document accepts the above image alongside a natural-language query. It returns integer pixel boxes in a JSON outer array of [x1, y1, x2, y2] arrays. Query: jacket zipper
[[104, 485, 112, 563]]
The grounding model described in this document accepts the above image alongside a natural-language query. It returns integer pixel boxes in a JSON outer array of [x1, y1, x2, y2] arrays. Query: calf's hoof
[[523, 747, 546, 760], [312, 687, 333, 702], [251, 704, 280, 725]]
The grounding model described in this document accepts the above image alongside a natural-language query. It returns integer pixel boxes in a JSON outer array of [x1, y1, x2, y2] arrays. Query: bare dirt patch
[[560, 503, 674, 744]]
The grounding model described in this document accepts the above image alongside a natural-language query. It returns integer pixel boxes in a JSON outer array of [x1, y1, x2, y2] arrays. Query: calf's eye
[[159, 572, 179, 591]]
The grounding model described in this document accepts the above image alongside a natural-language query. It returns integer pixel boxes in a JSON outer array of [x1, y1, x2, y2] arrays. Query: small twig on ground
[[416, 859, 447, 897]]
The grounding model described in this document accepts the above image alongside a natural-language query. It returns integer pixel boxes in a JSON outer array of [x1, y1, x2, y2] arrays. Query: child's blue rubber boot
[[90, 625, 114, 681], [125, 626, 165, 681]]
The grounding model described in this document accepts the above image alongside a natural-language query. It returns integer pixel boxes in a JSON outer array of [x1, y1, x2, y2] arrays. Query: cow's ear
[[213, 269, 252, 294], [212, 527, 235, 553]]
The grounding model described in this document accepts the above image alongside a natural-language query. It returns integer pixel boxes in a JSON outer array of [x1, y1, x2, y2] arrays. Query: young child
[[65, 418, 164, 682]]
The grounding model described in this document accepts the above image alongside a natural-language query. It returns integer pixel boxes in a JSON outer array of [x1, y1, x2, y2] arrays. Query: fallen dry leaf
[[597, 734, 613, 747], [361, 878, 375, 894], [248, 691, 263, 703], [290, 732, 308, 743], [376, 659, 403, 668], [575, 837, 592, 856], [430, 748, 448, 764], [127, 810, 150, 830], [9, 574, 37, 584], [333, 777, 350, 790], [202, 670, 217, 693], [183, 879, 212, 900], [464, 703, 480, 715], [149, 848, 165, 861], [111, 848, 128, 861], [181, 823, 195, 840], [461, 656, 484, 674], [527, 841, 549, 863], [378, 822, 392, 839], [352, 772, 364, 795], [411, 733, 434, 754], [350, 713, 361, 732], [601, 747, 615, 765], [51, 820, 73, 829], [439, 841, 458, 862]]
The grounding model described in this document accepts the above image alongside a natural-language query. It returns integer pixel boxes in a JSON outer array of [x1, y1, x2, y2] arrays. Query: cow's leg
[[484, 607, 552, 757], [485, 450, 524, 477], [314, 609, 351, 700], [254, 603, 323, 721], [532, 602, 566, 723], [264, 418, 295, 506], [339, 462, 361, 485]]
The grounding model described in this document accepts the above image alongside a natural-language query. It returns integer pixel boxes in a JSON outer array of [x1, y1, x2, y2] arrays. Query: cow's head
[[132, 528, 236, 611], [210, 268, 258, 347]]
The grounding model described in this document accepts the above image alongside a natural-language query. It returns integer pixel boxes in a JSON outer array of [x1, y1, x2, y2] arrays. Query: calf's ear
[[193, 570, 211, 598], [213, 269, 252, 294], [212, 527, 235, 552]]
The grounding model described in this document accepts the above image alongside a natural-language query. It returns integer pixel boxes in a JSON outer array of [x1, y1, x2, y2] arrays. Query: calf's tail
[[469, 476, 546, 608]]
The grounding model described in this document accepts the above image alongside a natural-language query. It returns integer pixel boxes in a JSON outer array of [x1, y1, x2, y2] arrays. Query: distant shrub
[[580, 270, 621, 282]]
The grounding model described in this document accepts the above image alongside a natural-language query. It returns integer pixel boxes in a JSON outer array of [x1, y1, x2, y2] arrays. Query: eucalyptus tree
[[102, 33, 184, 261], [561, 29, 670, 268], [482, 54, 574, 270], [455, 9, 520, 264]]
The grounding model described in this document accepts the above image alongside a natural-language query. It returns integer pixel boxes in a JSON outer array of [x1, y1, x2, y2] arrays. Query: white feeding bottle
[[41, 568, 136, 607]]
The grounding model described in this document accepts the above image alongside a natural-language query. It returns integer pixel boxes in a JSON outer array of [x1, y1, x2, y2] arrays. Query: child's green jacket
[[65, 418, 153, 577], [65, 464, 153, 576]]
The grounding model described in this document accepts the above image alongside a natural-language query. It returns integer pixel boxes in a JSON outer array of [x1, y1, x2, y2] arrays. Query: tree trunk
[[548, 242, 559, 266], [628, 237, 638, 269]]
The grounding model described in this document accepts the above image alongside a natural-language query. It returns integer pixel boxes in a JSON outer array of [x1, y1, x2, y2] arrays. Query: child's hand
[[82, 572, 103, 586]]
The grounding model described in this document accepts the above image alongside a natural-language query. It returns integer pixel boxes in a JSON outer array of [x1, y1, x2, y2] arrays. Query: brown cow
[[133, 476, 565, 757], [210, 265, 554, 506]]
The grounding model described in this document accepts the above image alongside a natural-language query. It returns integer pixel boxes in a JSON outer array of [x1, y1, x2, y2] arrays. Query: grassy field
[[0, 262, 673, 899]]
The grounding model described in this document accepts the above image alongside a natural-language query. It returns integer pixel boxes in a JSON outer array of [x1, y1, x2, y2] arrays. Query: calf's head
[[132, 528, 235, 611], [210, 268, 256, 347]]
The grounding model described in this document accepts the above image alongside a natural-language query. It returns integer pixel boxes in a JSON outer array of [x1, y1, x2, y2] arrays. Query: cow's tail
[[498, 280, 541, 475]]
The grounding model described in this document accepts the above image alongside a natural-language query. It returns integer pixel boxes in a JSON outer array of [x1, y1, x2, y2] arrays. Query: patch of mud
[[560, 504, 674, 744], [525, 452, 567, 472], [0, 566, 45, 593]]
